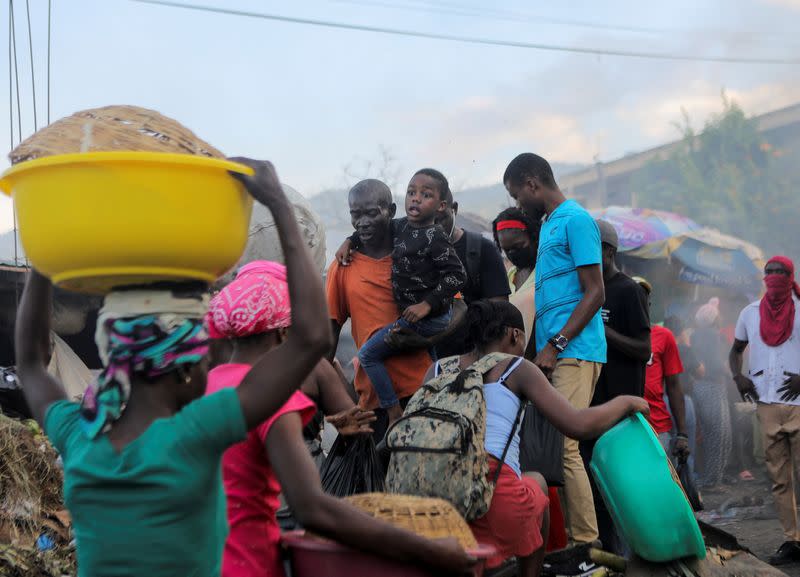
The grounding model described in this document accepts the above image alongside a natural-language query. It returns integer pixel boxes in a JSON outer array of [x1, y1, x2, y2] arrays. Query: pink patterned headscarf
[[207, 260, 292, 339]]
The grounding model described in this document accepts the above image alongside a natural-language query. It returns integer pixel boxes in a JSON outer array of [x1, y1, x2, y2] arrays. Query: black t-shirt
[[454, 232, 510, 304], [436, 232, 511, 358], [592, 272, 650, 405]]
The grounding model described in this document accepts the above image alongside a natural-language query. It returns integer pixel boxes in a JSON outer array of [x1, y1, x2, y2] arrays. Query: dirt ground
[[697, 466, 800, 577]]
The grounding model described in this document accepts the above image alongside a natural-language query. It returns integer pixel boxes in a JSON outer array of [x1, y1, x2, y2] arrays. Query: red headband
[[496, 220, 527, 231]]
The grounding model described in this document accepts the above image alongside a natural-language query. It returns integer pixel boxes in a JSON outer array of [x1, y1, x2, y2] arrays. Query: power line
[[334, 0, 670, 35], [359, 0, 800, 41], [131, 0, 800, 65], [10, 0, 22, 138], [25, 0, 37, 130], [8, 1, 20, 266], [47, 0, 51, 125], [8, 1, 14, 148]]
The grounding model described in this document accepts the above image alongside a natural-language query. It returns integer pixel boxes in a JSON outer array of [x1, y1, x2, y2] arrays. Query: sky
[[1, 0, 799, 235]]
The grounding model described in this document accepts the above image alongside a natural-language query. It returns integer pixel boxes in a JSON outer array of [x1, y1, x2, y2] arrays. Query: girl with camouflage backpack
[[387, 300, 649, 577]]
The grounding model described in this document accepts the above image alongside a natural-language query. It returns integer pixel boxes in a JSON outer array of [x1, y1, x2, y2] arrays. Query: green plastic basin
[[589, 413, 705, 562]]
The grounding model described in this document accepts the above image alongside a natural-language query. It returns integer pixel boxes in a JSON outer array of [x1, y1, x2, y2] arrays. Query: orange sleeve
[[325, 260, 349, 325]]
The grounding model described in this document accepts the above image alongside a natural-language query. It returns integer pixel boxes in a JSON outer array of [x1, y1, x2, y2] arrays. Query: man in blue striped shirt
[[504, 153, 607, 545]]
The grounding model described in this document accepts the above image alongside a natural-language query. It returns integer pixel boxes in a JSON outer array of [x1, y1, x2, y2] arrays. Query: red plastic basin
[[281, 530, 496, 577]]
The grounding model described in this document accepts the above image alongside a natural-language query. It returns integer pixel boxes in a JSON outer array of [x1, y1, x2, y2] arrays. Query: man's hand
[[673, 434, 690, 463], [385, 325, 430, 351], [402, 301, 432, 324], [624, 396, 651, 417], [733, 373, 759, 402], [336, 238, 353, 266], [325, 406, 376, 436], [227, 158, 286, 208], [533, 343, 558, 378], [778, 371, 800, 402]]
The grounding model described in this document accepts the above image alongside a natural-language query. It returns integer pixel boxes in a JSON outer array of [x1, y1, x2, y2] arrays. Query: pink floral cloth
[[207, 261, 292, 338]]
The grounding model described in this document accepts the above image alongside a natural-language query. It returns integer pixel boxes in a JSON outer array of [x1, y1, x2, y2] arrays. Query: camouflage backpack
[[384, 352, 524, 521]]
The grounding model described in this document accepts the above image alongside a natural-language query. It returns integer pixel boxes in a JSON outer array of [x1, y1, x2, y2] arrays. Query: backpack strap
[[464, 231, 483, 297], [435, 356, 462, 377], [468, 352, 513, 375], [431, 353, 512, 395], [435, 352, 513, 377]]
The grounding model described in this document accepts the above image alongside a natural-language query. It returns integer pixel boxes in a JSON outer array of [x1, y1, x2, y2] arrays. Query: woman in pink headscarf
[[205, 261, 475, 577], [208, 261, 372, 433]]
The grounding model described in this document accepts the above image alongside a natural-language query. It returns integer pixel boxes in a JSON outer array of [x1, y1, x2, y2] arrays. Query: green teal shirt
[[45, 387, 247, 577]]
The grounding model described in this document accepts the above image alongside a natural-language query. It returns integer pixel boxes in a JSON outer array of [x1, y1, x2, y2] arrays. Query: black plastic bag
[[519, 403, 565, 487], [678, 461, 704, 512], [320, 434, 385, 497]]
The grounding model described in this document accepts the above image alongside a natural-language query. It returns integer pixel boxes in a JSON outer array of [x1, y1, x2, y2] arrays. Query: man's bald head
[[347, 179, 396, 251], [349, 179, 393, 209]]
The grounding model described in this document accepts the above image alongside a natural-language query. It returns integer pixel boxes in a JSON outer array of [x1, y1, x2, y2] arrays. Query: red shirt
[[644, 326, 684, 434], [206, 364, 316, 577]]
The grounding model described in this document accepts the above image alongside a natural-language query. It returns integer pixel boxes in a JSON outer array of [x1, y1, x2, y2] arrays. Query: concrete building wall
[[561, 103, 800, 209]]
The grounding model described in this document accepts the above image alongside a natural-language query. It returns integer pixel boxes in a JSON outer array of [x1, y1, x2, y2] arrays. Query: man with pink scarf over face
[[205, 261, 476, 577], [730, 256, 800, 566]]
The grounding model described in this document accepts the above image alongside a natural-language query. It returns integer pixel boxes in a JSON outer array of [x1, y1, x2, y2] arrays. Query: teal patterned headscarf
[[80, 290, 210, 439]]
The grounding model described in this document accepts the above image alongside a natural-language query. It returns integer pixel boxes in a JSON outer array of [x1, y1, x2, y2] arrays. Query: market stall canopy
[[590, 206, 764, 294], [589, 206, 701, 252], [665, 231, 763, 293]]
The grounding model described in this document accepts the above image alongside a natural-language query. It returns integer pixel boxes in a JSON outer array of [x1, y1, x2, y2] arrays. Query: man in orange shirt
[[326, 179, 434, 438]]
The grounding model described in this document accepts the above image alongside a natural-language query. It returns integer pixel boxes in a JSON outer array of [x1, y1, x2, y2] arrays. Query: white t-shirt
[[735, 297, 800, 406]]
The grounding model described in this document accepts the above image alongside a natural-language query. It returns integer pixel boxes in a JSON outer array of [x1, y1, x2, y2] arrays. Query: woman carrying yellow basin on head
[[12, 159, 341, 577]]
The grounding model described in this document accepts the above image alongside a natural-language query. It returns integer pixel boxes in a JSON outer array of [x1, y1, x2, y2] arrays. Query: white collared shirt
[[735, 297, 800, 406]]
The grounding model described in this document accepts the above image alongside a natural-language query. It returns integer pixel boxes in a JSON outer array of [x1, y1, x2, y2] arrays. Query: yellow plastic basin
[[0, 152, 255, 293]]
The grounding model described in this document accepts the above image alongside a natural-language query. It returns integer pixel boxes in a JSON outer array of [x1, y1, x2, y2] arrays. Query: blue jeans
[[358, 309, 451, 409]]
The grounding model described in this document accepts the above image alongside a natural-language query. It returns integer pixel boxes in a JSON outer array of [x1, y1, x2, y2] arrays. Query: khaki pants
[[757, 403, 800, 541], [551, 358, 602, 544]]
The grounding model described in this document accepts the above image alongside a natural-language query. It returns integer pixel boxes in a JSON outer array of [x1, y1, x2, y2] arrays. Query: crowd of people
[[329, 152, 800, 569], [12, 152, 800, 576]]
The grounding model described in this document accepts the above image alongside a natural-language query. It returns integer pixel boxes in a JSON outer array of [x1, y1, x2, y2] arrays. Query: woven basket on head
[[9, 105, 224, 164], [344, 493, 477, 550]]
